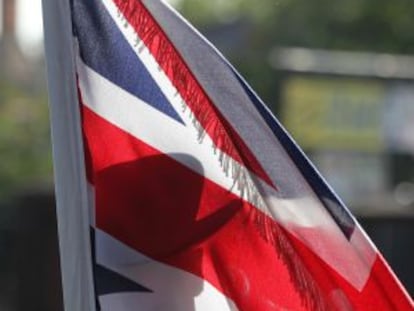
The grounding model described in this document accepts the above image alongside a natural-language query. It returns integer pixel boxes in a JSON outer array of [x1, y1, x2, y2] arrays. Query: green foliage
[[268, 0, 414, 53], [0, 81, 52, 199], [175, 0, 414, 53]]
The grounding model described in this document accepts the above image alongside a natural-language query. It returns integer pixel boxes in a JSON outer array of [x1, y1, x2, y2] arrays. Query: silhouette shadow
[[95, 153, 241, 310]]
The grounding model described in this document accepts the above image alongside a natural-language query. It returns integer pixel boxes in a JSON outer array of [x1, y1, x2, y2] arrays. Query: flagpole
[[42, 0, 96, 310]]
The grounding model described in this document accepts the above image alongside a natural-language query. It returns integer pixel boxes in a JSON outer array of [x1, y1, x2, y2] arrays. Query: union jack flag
[[44, 0, 413, 310]]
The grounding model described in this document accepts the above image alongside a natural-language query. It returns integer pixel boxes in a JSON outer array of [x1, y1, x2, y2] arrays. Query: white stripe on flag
[[76, 58, 252, 203]]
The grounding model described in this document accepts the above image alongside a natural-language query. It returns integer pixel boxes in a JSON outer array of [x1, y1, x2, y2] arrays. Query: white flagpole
[[42, 0, 96, 310]]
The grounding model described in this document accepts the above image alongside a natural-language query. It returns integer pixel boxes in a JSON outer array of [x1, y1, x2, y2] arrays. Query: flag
[[43, 0, 413, 310]]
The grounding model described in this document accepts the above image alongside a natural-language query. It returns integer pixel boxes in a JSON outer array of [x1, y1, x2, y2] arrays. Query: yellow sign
[[281, 77, 385, 151]]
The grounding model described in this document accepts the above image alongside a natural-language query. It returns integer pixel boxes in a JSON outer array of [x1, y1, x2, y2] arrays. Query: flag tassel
[[117, 1, 266, 208], [253, 210, 333, 311], [115, 1, 333, 310]]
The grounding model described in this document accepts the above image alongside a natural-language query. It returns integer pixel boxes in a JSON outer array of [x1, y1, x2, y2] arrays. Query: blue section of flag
[[232, 70, 356, 239], [70, 0, 183, 124], [90, 228, 152, 300], [95, 264, 153, 296]]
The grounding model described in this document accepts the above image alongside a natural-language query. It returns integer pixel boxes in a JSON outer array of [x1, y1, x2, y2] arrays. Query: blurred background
[[0, 0, 413, 309]]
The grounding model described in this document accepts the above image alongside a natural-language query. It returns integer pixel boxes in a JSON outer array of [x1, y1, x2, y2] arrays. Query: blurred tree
[[176, 0, 414, 53], [0, 81, 52, 199], [173, 0, 414, 103]]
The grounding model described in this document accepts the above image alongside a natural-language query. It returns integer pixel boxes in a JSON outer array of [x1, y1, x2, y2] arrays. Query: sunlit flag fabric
[[46, 0, 413, 310]]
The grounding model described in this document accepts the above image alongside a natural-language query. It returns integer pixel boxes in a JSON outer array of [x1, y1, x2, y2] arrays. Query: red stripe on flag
[[111, 0, 276, 190], [82, 105, 413, 310]]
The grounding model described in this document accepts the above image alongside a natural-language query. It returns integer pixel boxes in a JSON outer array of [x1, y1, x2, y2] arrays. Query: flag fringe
[[252, 209, 332, 311], [115, 1, 331, 310], [116, 0, 266, 209]]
